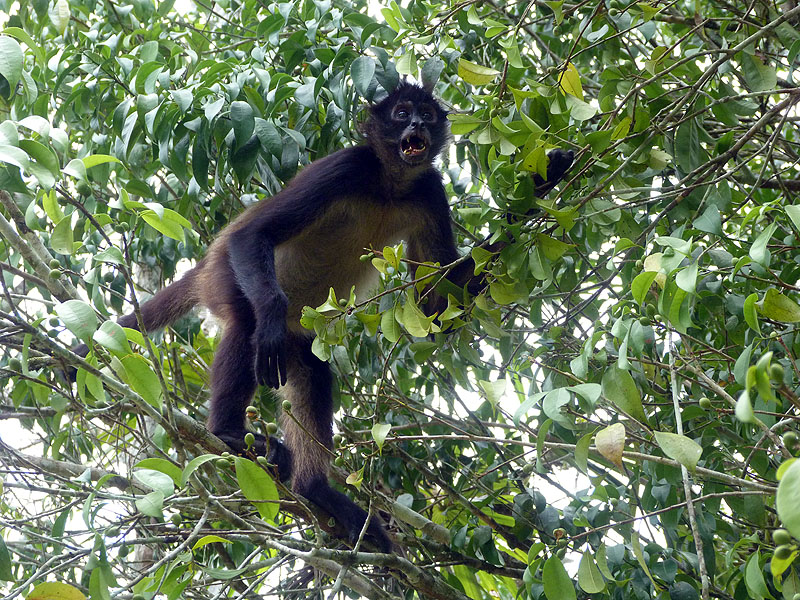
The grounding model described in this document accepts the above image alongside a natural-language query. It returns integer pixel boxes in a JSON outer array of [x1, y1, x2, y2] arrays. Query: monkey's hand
[[533, 148, 575, 197], [253, 293, 289, 388]]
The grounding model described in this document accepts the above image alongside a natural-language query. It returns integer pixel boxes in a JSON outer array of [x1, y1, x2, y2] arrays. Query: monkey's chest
[[275, 202, 416, 325]]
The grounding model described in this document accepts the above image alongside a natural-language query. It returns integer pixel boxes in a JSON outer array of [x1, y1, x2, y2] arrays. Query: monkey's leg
[[206, 303, 291, 478], [281, 335, 392, 552]]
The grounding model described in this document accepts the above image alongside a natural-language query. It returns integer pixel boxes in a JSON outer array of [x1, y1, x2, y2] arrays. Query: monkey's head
[[365, 82, 449, 168]]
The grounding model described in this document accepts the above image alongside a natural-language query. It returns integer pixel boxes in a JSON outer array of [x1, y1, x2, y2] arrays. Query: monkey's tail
[[117, 265, 202, 332], [71, 265, 203, 361]]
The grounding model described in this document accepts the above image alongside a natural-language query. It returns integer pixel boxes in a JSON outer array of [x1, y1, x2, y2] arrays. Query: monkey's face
[[391, 101, 440, 166], [366, 83, 449, 167]]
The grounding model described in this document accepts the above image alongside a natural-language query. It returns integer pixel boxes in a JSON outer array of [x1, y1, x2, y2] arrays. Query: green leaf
[[601, 367, 648, 423], [458, 59, 499, 86], [558, 62, 583, 100], [750, 223, 776, 266], [371, 423, 391, 452], [735, 389, 756, 423], [536, 234, 574, 261], [234, 457, 279, 522], [170, 88, 193, 112], [27, 582, 87, 600], [230, 101, 255, 149], [760, 288, 800, 322], [675, 262, 698, 294], [632, 271, 658, 305], [1, 27, 45, 65], [0, 36, 23, 94], [181, 453, 219, 486], [135, 490, 164, 517], [51, 217, 74, 255], [479, 379, 506, 407], [381, 306, 402, 343], [134, 458, 182, 487], [48, 0, 70, 34], [744, 550, 772, 600], [83, 154, 121, 169], [741, 53, 777, 92], [574, 432, 593, 474], [777, 458, 800, 540], [675, 120, 703, 173], [653, 431, 702, 471], [577, 551, 605, 593], [694, 205, 721, 235], [351, 55, 376, 98], [19, 139, 59, 189], [93, 320, 132, 357], [141, 208, 187, 243], [743, 292, 760, 333], [543, 555, 576, 600], [595, 423, 625, 469], [133, 468, 175, 495], [192, 535, 232, 551], [631, 531, 660, 590], [55, 300, 98, 343], [120, 354, 163, 410], [0, 536, 12, 581]]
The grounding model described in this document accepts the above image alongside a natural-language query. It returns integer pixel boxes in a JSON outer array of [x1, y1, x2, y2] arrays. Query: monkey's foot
[[299, 477, 392, 553], [214, 431, 292, 481]]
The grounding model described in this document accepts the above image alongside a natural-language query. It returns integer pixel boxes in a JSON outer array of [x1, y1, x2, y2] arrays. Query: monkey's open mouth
[[401, 134, 428, 158]]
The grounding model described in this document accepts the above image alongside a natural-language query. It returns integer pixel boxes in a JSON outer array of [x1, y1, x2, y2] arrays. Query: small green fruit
[[170, 513, 182, 526], [774, 544, 792, 560], [282, 400, 292, 411], [266, 422, 278, 435], [256, 456, 269, 467], [646, 304, 657, 317], [7, 358, 21, 371], [244, 432, 255, 447], [216, 458, 230, 468], [333, 433, 343, 446], [76, 180, 92, 196], [792, 593, 800, 600], [334, 456, 345, 467], [773, 529, 792, 546], [245, 405, 258, 417], [360, 254, 371, 262], [783, 431, 798, 446], [49, 269, 62, 279], [699, 397, 712, 410], [639, 316, 650, 325], [770, 364, 785, 383], [221, 452, 231, 458], [338, 298, 348, 307], [608, 7, 619, 16], [49, 259, 61, 269]]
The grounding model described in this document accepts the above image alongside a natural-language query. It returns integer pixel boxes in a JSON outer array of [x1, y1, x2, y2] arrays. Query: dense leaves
[[1, 0, 800, 599]]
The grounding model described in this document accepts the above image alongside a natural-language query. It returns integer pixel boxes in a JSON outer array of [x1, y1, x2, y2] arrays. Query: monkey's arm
[[226, 148, 378, 388]]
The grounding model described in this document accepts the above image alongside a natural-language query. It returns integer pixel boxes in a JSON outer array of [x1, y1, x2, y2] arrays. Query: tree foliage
[[1, 0, 800, 598]]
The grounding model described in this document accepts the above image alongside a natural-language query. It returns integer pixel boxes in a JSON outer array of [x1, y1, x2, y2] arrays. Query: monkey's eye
[[394, 109, 409, 120], [421, 111, 435, 122]]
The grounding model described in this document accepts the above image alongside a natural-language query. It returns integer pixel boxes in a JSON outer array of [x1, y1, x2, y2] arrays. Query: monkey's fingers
[[277, 347, 287, 387]]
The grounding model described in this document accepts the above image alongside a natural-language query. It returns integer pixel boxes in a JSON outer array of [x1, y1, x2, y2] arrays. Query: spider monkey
[[73, 82, 574, 551]]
